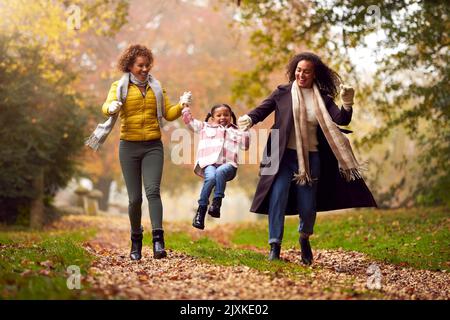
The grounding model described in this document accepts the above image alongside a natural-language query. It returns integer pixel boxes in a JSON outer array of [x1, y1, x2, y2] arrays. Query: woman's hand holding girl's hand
[[108, 101, 122, 115], [238, 115, 252, 131], [340, 84, 355, 110], [179, 91, 192, 107]]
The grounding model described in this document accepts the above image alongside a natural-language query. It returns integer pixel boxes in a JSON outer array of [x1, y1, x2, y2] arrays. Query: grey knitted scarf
[[85, 73, 165, 151]]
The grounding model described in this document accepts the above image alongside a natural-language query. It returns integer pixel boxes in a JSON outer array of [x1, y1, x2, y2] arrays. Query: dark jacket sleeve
[[325, 96, 353, 126], [247, 89, 278, 125]]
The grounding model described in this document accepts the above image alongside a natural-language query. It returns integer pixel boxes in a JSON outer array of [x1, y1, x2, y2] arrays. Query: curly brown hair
[[286, 52, 341, 98], [117, 44, 154, 73]]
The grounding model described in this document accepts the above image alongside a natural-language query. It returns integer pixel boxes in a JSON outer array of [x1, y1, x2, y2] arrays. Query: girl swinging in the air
[[182, 103, 250, 229]]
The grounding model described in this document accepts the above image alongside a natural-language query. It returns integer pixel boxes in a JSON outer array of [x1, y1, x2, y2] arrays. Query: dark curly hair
[[117, 44, 153, 73], [286, 52, 341, 98], [205, 104, 237, 125]]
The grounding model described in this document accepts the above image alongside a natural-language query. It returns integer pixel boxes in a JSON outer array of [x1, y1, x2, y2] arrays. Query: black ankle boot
[[208, 197, 222, 218], [268, 243, 281, 261], [192, 205, 207, 229], [299, 236, 313, 265], [152, 229, 167, 259], [130, 233, 143, 261]]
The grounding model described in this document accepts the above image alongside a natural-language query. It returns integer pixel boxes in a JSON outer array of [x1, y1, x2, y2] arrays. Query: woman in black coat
[[238, 52, 377, 265]]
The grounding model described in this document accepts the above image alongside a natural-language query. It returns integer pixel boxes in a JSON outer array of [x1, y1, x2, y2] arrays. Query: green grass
[[157, 227, 382, 298], [231, 207, 450, 271], [2, 207, 444, 299], [0, 227, 96, 299], [145, 232, 313, 279]]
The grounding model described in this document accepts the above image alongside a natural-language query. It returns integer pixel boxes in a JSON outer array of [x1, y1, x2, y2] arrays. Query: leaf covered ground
[[1, 207, 448, 300], [39, 210, 450, 300]]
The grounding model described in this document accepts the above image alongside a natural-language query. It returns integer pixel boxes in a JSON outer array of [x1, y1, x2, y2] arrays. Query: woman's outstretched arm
[[162, 87, 183, 121], [246, 89, 278, 125], [325, 97, 353, 126]]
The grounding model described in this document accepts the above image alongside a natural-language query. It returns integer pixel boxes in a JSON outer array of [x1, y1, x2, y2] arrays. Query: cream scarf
[[291, 82, 363, 185]]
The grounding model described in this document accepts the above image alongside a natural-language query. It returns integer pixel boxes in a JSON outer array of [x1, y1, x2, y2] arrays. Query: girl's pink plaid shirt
[[182, 107, 250, 177]]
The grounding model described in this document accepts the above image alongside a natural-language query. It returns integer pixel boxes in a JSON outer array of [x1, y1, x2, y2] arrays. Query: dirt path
[[52, 215, 449, 300]]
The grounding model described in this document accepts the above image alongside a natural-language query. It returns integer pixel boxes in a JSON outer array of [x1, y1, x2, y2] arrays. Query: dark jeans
[[119, 139, 164, 234], [198, 164, 237, 206], [268, 149, 320, 244]]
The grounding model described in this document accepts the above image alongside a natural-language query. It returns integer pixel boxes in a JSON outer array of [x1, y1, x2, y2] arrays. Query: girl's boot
[[192, 205, 207, 229], [208, 197, 222, 218]]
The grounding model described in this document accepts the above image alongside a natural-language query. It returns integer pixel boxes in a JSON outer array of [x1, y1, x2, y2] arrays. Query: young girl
[[182, 104, 250, 229]]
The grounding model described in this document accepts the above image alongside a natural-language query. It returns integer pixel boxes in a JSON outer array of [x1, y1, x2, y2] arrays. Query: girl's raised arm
[[238, 129, 250, 151], [182, 106, 204, 133]]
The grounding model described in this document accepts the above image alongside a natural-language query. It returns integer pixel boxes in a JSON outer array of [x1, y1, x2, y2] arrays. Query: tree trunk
[[95, 177, 112, 211], [30, 169, 45, 229]]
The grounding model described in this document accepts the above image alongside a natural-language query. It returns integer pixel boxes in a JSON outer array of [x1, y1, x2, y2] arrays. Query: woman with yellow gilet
[[101, 44, 191, 261]]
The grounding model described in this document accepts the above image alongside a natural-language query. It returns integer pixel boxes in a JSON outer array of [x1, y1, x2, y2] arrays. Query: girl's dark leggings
[[119, 139, 164, 234]]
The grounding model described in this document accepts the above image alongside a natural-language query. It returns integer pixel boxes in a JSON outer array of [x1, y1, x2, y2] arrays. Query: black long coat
[[247, 83, 377, 215]]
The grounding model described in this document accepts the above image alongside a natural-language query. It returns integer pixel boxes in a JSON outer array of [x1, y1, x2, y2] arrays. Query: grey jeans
[[119, 139, 164, 234]]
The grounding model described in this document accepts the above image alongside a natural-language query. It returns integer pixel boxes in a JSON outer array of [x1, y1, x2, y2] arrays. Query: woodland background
[[0, 0, 448, 225], [0, 0, 449, 301]]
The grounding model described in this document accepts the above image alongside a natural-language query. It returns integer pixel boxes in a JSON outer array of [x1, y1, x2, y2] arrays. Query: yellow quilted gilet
[[102, 80, 182, 141]]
